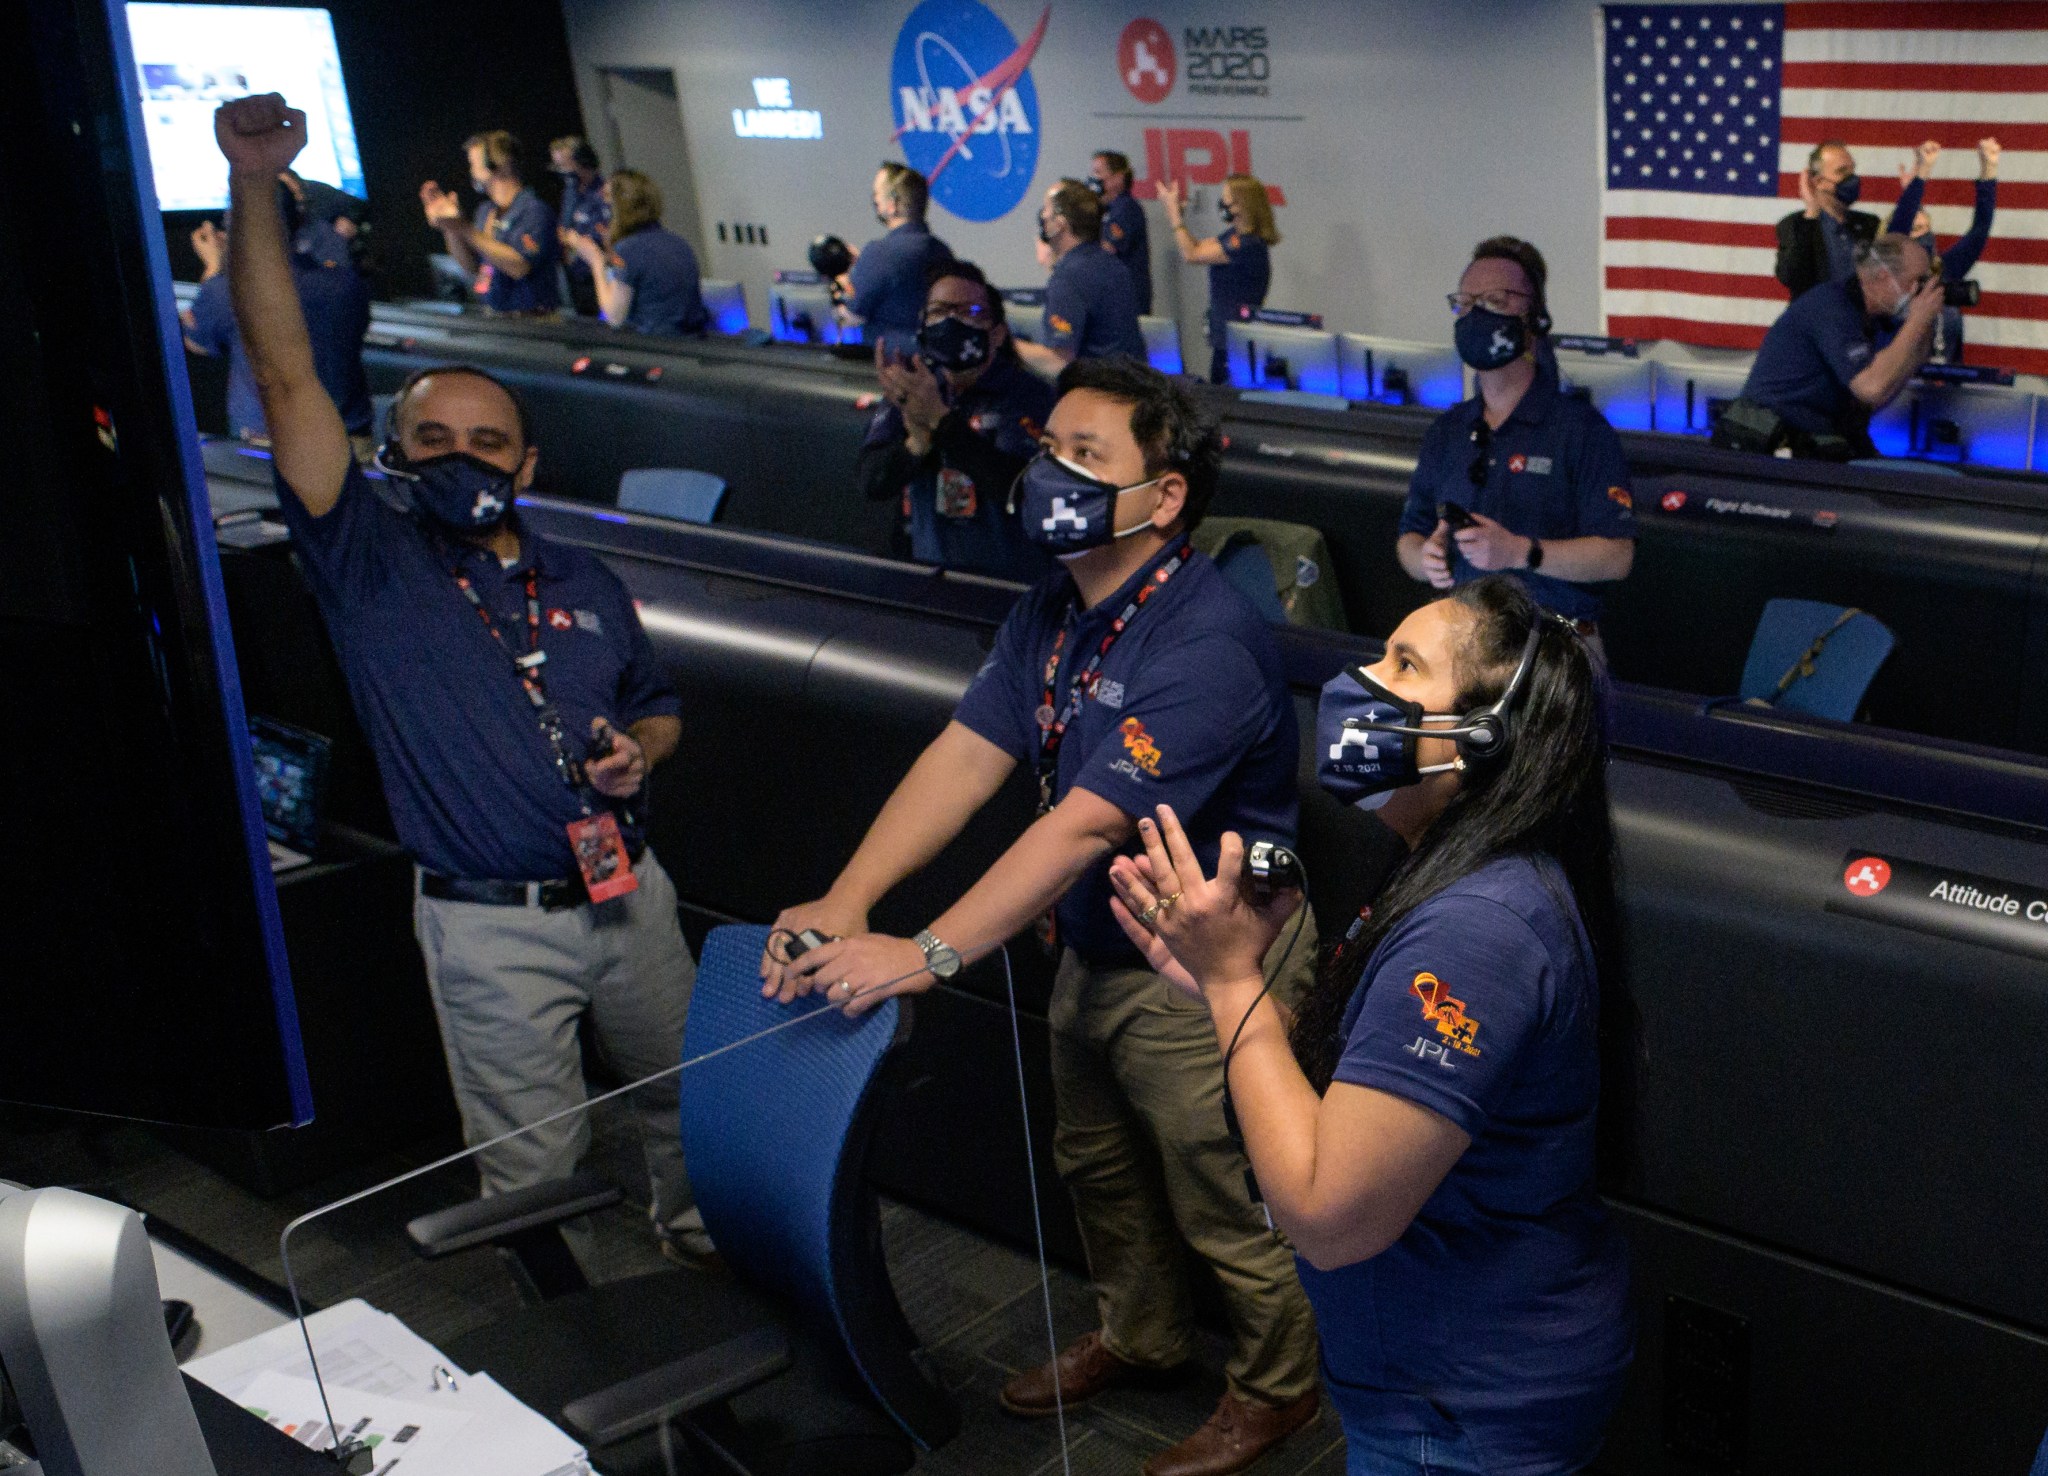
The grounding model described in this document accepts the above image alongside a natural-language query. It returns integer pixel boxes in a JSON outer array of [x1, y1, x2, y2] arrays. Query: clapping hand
[[1980, 137, 2002, 180], [189, 220, 226, 276], [419, 181, 464, 229], [1106, 807, 1297, 1002]]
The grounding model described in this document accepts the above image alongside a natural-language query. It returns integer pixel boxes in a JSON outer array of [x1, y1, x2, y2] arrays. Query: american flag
[[1599, 2, 2048, 376]]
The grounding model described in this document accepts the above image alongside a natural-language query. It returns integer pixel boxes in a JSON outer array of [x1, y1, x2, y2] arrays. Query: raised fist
[[1979, 137, 2002, 179], [213, 94, 307, 176]]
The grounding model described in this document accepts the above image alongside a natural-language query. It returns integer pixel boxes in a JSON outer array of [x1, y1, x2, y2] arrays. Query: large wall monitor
[[124, 3, 365, 211]]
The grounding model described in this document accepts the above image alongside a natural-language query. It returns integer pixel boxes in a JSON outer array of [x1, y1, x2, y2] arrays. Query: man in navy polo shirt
[[1090, 150, 1153, 315], [1017, 180, 1148, 378], [768, 358, 1322, 1476], [1397, 237, 1636, 651], [421, 129, 561, 316], [550, 135, 610, 317], [840, 162, 952, 355], [215, 94, 704, 1263], [183, 183, 372, 457], [1729, 232, 1943, 461], [857, 259, 1052, 579]]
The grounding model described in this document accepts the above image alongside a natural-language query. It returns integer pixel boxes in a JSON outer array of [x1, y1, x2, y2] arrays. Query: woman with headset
[[1107, 575, 1634, 1476]]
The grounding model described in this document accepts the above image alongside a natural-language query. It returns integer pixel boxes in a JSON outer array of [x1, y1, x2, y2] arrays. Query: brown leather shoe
[[998, 1330, 1177, 1417], [1141, 1388, 1320, 1476]]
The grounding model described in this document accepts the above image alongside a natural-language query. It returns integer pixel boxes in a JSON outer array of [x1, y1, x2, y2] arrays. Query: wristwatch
[[913, 929, 963, 980], [1525, 537, 1545, 571]]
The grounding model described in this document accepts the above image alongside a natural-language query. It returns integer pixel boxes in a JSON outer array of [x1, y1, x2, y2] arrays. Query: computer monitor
[[1553, 352, 1655, 431], [1, 0, 310, 1130], [770, 279, 853, 344], [1000, 291, 1047, 347], [1223, 321, 1341, 396], [123, 3, 365, 212], [1868, 380, 2037, 470], [1649, 361, 1752, 436], [701, 279, 751, 335], [249, 716, 331, 857], [1138, 315, 1184, 375], [1337, 333, 1468, 409]]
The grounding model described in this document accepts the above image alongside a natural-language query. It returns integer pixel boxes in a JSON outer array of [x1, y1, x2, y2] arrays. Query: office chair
[[1738, 599, 1896, 721], [618, 468, 729, 524], [406, 924, 955, 1474]]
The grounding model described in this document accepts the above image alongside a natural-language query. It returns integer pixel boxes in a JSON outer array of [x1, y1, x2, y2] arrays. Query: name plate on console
[[1828, 850, 2048, 962]]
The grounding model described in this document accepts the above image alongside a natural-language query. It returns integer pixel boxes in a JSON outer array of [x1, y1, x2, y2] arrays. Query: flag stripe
[[1785, 30, 2048, 65], [1605, 215, 1778, 247], [1785, 3, 2048, 31], [1775, 173, 2048, 209], [1780, 119, 2048, 151], [1780, 87, 2048, 123], [1608, 265, 1787, 301], [1782, 61, 2048, 92], [1774, 143, 2048, 184], [1605, 316, 1769, 351]]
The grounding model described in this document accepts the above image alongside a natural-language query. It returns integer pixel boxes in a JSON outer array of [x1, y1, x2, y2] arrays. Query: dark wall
[[159, 0, 586, 299]]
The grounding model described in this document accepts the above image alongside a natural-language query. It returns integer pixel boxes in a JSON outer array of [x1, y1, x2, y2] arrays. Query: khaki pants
[[1049, 911, 1322, 1405], [413, 851, 697, 1237]]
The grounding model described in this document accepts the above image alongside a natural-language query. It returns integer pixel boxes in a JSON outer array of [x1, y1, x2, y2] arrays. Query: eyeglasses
[[1447, 289, 1532, 318], [1467, 417, 1493, 491], [923, 300, 994, 323]]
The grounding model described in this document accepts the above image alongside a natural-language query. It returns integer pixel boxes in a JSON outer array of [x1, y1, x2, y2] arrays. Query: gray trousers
[[412, 851, 696, 1234]]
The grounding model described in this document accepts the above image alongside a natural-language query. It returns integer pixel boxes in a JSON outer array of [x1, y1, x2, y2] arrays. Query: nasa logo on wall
[[890, 0, 1047, 222], [1118, 18, 1175, 104]]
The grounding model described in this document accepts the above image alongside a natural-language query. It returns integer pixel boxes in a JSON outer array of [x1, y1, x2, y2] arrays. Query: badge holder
[[567, 811, 638, 903]]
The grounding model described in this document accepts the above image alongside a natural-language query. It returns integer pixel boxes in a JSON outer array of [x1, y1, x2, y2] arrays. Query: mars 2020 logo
[[890, 0, 1047, 222], [1119, 18, 1175, 103], [1843, 856, 1893, 897]]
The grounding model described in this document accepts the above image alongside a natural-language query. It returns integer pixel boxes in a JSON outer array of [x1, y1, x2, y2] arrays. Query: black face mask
[[1454, 306, 1528, 371], [918, 315, 994, 373], [1037, 216, 1056, 245], [376, 445, 519, 531], [1085, 177, 1105, 195]]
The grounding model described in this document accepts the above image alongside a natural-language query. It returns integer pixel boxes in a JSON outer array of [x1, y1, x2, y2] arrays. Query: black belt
[[420, 841, 644, 911]]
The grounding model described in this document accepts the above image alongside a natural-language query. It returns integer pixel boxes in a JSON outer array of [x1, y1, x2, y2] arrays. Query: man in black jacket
[[1776, 142, 1881, 299]]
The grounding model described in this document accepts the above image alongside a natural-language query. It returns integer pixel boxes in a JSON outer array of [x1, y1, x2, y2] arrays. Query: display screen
[[125, 3, 365, 211]]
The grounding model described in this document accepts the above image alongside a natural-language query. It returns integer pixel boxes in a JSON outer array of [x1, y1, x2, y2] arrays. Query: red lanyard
[[449, 557, 593, 811], [1033, 542, 1191, 813]]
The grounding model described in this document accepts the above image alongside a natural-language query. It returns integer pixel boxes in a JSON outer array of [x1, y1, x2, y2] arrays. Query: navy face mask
[[1832, 172, 1863, 207], [1012, 452, 1163, 557], [917, 315, 994, 373], [1315, 667, 1464, 810], [1453, 305, 1528, 371], [377, 445, 520, 532], [1316, 625, 1543, 808]]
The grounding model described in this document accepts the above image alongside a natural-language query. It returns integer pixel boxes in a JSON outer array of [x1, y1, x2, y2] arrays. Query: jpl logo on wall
[[890, 0, 1048, 222]]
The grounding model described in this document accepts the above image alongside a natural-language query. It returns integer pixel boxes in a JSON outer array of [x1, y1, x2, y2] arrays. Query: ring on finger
[[1158, 891, 1184, 911], [1137, 901, 1161, 925]]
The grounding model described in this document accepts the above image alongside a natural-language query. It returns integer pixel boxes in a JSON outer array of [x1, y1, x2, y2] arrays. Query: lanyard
[[447, 553, 594, 815], [1033, 542, 1191, 814]]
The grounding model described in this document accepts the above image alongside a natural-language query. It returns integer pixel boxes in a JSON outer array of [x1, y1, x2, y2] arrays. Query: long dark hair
[[1289, 577, 1636, 1167]]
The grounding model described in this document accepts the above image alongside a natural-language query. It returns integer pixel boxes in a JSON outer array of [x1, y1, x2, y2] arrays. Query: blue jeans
[[1342, 1426, 1487, 1476]]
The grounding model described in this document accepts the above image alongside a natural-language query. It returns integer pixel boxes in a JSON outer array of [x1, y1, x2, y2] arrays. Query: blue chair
[[406, 923, 953, 1473], [1738, 599, 1896, 721], [618, 467, 727, 525]]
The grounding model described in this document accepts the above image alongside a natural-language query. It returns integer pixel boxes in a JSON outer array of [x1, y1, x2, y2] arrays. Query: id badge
[[567, 812, 639, 903]]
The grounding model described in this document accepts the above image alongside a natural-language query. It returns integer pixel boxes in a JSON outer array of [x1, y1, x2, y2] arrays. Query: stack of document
[[184, 1299, 589, 1476]]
